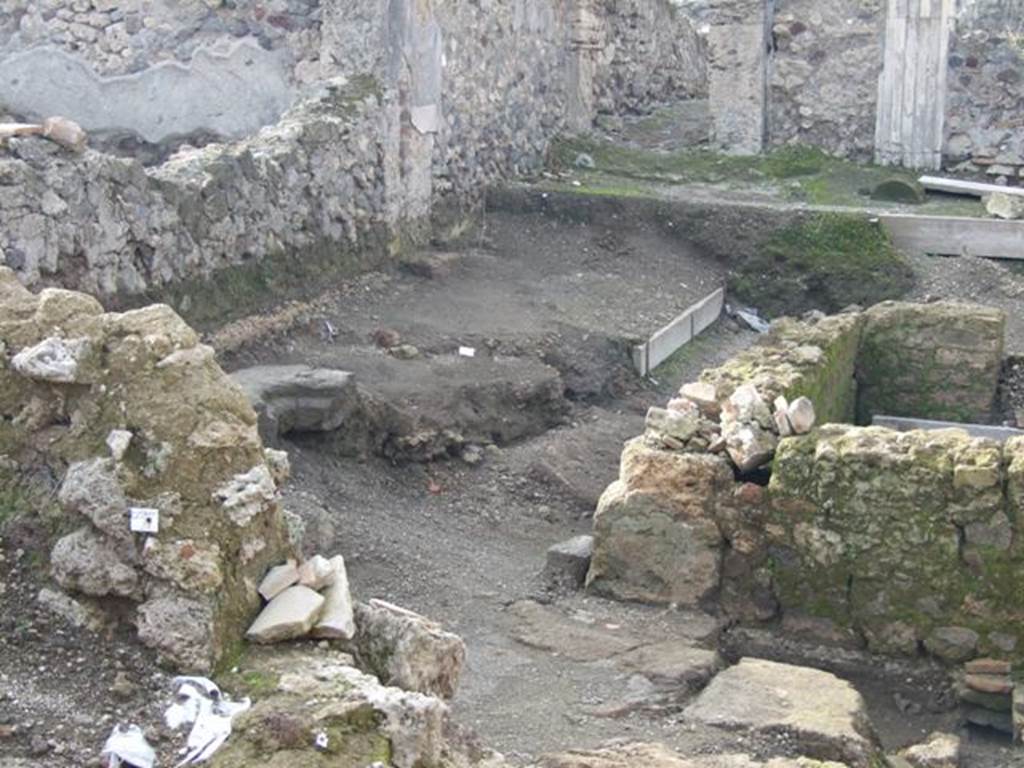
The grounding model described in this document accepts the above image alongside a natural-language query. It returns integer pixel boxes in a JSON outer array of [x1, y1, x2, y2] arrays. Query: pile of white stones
[[246, 554, 354, 643], [646, 380, 817, 475]]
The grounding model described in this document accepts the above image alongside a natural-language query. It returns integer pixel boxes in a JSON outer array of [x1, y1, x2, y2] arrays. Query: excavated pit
[[4, 203, 1024, 768]]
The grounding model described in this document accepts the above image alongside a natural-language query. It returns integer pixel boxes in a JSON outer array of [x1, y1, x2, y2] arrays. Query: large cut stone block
[[684, 658, 880, 766]]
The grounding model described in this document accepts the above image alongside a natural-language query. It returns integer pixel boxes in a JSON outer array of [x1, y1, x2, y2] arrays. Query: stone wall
[[766, 0, 1024, 172], [770, 424, 1024, 660], [591, 0, 708, 116], [769, 0, 884, 160], [0, 79, 395, 318], [0, 0, 324, 146], [856, 301, 1006, 425], [0, 267, 292, 672], [588, 300, 1022, 663], [945, 1, 1024, 179], [0, 0, 690, 308]]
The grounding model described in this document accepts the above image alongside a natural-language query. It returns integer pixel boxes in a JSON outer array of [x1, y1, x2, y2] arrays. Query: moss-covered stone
[[856, 301, 1006, 424], [209, 648, 449, 768], [701, 311, 863, 426], [767, 425, 1024, 659]]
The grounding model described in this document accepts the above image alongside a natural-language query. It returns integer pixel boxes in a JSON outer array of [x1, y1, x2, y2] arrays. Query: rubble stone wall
[[855, 301, 1006, 424], [588, 300, 1020, 662], [0, 267, 292, 672], [591, 0, 708, 116], [769, 0, 884, 160], [0, 79, 394, 321], [770, 424, 1024, 660], [0, 0, 691, 309], [945, 1, 1024, 179]]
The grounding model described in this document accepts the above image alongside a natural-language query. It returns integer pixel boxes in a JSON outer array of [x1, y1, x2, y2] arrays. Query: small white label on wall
[[130, 507, 160, 534]]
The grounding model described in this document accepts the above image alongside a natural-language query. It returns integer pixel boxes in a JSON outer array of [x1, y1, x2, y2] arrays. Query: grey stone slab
[[872, 415, 1024, 442]]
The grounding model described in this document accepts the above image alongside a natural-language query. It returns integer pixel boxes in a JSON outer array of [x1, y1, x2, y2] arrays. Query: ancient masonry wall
[[0, 0, 699, 305], [767, 0, 1024, 174], [769, 0, 884, 161], [945, 1, 1024, 179], [590, 0, 708, 117], [589, 301, 1024, 663]]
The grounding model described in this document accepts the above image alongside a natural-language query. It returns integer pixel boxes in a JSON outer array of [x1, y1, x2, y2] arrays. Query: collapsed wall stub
[[588, 300, 1024, 662], [0, 267, 292, 672]]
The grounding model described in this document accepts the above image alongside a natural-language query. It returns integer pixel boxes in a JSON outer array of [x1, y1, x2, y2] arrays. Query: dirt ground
[[4, 206, 1024, 767]]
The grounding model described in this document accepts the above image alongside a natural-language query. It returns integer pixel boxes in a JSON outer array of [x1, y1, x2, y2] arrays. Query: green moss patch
[[729, 213, 914, 316], [545, 135, 986, 215]]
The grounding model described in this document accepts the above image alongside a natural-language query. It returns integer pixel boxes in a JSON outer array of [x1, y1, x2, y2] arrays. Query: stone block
[[543, 535, 594, 589], [353, 599, 466, 700], [311, 555, 356, 640], [684, 658, 880, 766], [246, 586, 325, 644]]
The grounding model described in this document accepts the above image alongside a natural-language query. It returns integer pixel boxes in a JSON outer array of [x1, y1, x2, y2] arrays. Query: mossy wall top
[[700, 311, 863, 426]]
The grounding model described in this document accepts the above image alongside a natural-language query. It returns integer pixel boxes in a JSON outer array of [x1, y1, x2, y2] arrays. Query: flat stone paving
[[684, 658, 879, 768]]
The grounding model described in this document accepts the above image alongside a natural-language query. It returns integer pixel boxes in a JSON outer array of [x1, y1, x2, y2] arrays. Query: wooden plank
[[633, 287, 725, 376], [919, 175, 1024, 199], [873, 415, 1024, 442], [879, 214, 1024, 259], [874, 0, 951, 169]]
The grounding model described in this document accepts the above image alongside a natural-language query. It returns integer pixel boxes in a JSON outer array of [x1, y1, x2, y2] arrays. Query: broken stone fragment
[[897, 731, 960, 768], [353, 599, 466, 700], [985, 190, 1024, 220], [956, 681, 1011, 711], [773, 407, 794, 437], [787, 396, 816, 434], [645, 406, 701, 443], [963, 702, 1013, 733], [246, 585, 325, 644], [924, 626, 979, 662], [214, 463, 278, 527], [723, 421, 777, 473], [57, 458, 131, 548], [11, 336, 90, 383], [50, 527, 139, 598], [312, 555, 356, 640], [298, 553, 336, 590], [543, 535, 594, 589], [679, 381, 720, 418], [258, 560, 299, 601], [965, 673, 1013, 695], [106, 429, 133, 462], [36, 587, 104, 632], [136, 595, 215, 673], [263, 447, 290, 486], [723, 384, 774, 430], [666, 396, 701, 418], [965, 658, 1012, 676]]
